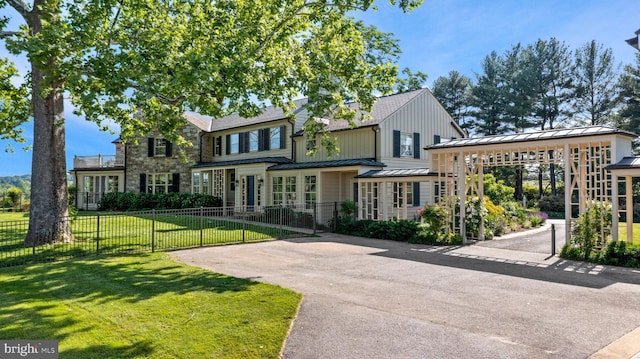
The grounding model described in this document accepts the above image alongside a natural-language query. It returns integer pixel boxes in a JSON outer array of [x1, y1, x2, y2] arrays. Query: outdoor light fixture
[[258, 176, 264, 187]]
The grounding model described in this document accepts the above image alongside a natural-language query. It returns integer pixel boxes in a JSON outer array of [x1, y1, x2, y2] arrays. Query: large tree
[[618, 53, 640, 136], [0, 0, 423, 245], [572, 40, 619, 125], [432, 70, 472, 128], [470, 51, 509, 136]]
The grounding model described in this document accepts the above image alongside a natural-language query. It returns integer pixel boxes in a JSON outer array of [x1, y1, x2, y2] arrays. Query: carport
[[424, 126, 637, 244]]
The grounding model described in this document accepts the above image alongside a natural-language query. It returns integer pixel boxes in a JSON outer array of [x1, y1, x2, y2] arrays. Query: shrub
[[98, 192, 222, 211], [479, 174, 515, 205], [568, 201, 612, 261], [538, 195, 564, 213]]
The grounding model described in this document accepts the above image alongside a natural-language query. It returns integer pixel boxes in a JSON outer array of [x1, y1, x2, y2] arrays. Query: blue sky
[[1, 0, 639, 176]]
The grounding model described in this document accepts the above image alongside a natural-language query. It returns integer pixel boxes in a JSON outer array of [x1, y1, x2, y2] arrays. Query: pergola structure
[[424, 126, 637, 244]]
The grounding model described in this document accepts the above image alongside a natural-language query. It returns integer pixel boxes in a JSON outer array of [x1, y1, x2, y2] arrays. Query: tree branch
[[0, 31, 18, 38], [6, 0, 31, 23]]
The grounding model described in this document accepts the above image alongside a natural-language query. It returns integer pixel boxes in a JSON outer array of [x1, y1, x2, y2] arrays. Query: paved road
[[172, 232, 640, 359], [476, 219, 567, 254]]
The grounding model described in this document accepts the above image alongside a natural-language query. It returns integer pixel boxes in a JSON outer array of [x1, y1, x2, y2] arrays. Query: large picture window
[[400, 133, 413, 158], [304, 176, 317, 209], [249, 130, 259, 152], [148, 173, 173, 194], [230, 133, 239, 154], [285, 176, 296, 205], [270, 127, 281, 149], [272, 177, 284, 205]]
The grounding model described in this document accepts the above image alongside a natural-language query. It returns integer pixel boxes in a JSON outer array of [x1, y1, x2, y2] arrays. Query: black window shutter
[[139, 173, 147, 193], [413, 182, 420, 206], [413, 132, 420, 159], [212, 137, 216, 157], [353, 183, 358, 203], [216, 137, 222, 155], [243, 132, 250, 153], [172, 173, 180, 193], [433, 134, 441, 144], [148, 138, 154, 157], [393, 130, 400, 158], [280, 125, 286, 149], [226, 134, 231, 155], [264, 128, 271, 151], [165, 140, 172, 157]]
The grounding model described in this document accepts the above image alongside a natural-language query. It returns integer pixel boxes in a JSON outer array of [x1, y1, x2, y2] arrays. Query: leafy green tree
[[0, 0, 422, 245], [394, 67, 428, 93], [572, 40, 620, 126], [432, 70, 472, 128], [7, 186, 22, 210]]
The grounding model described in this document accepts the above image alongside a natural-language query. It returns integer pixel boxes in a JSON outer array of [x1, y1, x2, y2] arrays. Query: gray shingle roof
[[192, 157, 292, 168], [424, 126, 637, 150], [293, 89, 428, 135], [184, 98, 309, 132], [606, 156, 640, 170], [355, 168, 435, 178], [267, 158, 385, 171]]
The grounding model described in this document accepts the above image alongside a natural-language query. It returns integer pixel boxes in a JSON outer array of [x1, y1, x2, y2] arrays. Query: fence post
[[313, 202, 317, 235], [279, 207, 284, 239], [551, 223, 556, 256], [200, 207, 204, 247], [96, 213, 100, 255], [332, 202, 338, 233], [151, 209, 156, 252], [242, 218, 246, 243]]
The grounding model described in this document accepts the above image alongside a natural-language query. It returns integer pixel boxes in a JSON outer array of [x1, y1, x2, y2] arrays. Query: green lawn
[[0, 211, 303, 267], [617, 223, 640, 245], [0, 253, 302, 358]]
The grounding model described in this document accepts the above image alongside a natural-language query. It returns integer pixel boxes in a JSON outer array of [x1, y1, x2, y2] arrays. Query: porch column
[[564, 144, 571, 241], [612, 174, 618, 242], [478, 164, 484, 241], [459, 151, 467, 244], [626, 175, 633, 243]]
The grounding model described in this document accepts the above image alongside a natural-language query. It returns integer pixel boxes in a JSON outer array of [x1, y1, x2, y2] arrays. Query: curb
[[589, 327, 640, 359]]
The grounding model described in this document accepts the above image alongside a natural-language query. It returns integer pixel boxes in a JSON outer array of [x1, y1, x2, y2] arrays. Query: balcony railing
[[73, 155, 123, 169]]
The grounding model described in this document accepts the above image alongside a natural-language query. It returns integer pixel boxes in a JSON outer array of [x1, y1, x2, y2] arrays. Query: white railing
[[73, 155, 123, 169]]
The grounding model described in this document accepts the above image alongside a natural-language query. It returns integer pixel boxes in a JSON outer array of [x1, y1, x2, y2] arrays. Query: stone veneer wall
[[125, 124, 201, 193]]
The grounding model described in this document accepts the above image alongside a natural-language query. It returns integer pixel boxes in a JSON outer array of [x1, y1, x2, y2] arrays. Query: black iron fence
[[0, 202, 355, 268]]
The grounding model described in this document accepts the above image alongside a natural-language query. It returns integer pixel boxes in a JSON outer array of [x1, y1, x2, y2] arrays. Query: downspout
[[371, 126, 379, 162], [289, 118, 296, 162]]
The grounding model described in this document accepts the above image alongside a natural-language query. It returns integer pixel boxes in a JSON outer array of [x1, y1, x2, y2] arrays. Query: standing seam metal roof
[[424, 126, 637, 150]]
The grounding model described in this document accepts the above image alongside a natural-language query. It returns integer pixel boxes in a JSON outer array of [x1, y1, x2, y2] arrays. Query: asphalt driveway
[[172, 233, 640, 359]]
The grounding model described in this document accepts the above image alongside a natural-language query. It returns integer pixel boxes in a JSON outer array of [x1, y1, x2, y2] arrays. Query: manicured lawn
[[0, 211, 303, 267], [0, 253, 302, 358], [617, 223, 640, 245]]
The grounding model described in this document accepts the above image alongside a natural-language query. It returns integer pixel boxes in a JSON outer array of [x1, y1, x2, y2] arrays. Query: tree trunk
[[515, 166, 523, 200], [549, 150, 557, 196], [25, 4, 72, 246]]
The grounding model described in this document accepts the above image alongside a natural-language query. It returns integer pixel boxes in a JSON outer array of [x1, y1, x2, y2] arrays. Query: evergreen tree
[[573, 40, 620, 126], [432, 70, 472, 128]]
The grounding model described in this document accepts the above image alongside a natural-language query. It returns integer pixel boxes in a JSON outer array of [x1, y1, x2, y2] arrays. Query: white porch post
[[626, 175, 633, 243], [612, 174, 618, 242], [459, 151, 467, 244], [478, 164, 484, 241], [564, 144, 571, 242]]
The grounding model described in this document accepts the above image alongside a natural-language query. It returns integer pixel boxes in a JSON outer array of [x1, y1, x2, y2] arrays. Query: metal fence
[[0, 202, 353, 268]]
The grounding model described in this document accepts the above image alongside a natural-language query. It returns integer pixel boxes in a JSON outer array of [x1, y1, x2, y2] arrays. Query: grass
[[0, 211, 304, 268], [0, 253, 302, 358], [617, 222, 640, 245]]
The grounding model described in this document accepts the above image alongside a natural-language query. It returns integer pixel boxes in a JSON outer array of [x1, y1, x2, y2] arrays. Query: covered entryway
[[607, 157, 640, 243], [425, 126, 637, 244]]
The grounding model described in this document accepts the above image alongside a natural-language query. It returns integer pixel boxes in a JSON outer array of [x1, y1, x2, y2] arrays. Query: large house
[[71, 88, 465, 222]]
